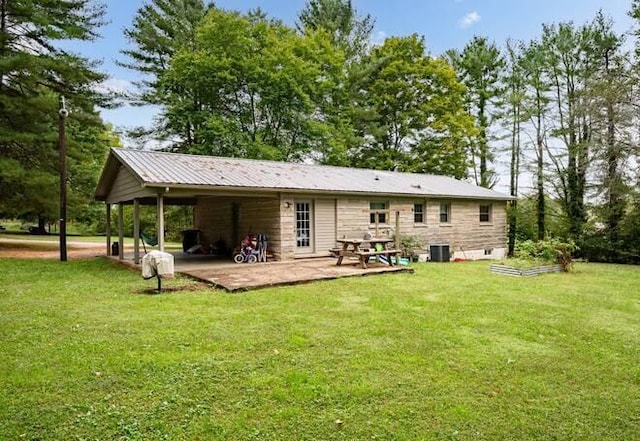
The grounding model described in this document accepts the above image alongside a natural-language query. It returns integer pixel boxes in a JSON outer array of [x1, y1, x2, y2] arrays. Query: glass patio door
[[295, 200, 313, 254]]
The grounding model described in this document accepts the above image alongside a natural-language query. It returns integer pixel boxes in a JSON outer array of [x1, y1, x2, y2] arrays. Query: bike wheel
[[233, 253, 244, 264], [247, 254, 258, 264]]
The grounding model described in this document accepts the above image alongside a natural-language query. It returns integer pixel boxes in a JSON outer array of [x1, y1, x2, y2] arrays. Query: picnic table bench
[[335, 238, 401, 269]]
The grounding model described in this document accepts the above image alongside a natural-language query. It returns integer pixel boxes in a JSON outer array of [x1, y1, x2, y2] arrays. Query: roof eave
[[142, 182, 514, 201]]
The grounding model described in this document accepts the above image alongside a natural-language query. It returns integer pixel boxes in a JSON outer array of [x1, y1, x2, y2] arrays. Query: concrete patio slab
[[113, 253, 414, 292]]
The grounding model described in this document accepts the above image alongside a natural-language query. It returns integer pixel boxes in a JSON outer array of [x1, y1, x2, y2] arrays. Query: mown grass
[[0, 258, 638, 440]]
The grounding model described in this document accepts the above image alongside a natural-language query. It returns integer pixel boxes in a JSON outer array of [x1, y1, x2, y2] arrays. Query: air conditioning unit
[[430, 244, 450, 262]]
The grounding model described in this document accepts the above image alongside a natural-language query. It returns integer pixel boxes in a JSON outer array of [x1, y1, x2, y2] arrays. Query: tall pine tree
[[446, 36, 505, 188], [119, 0, 212, 148], [0, 0, 110, 229]]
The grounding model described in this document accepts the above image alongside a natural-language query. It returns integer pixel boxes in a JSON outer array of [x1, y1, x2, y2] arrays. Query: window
[[439, 202, 451, 223], [370, 201, 387, 224], [414, 203, 424, 223], [479, 204, 492, 223]]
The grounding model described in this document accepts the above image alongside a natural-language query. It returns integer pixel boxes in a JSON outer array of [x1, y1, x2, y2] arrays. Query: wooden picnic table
[[335, 238, 401, 269]]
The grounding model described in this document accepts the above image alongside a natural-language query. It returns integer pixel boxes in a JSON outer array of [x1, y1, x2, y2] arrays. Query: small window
[[439, 202, 451, 223], [479, 204, 492, 223], [370, 201, 387, 224], [414, 203, 424, 223]]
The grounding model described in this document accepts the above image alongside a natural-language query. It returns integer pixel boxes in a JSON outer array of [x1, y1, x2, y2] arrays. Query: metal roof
[[96, 148, 513, 201]]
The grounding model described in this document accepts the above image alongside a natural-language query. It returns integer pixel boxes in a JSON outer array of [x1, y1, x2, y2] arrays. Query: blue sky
[[86, 0, 634, 135]]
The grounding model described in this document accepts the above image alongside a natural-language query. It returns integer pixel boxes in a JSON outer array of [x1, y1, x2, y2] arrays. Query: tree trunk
[[37, 215, 47, 234], [565, 111, 586, 238], [508, 100, 520, 257], [603, 54, 623, 260], [478, 97, 490, 188], [535, 101, 545, 241]]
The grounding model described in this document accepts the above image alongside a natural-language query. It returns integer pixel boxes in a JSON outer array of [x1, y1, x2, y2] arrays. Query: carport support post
[[133, 198, 140, 264], [157, 193, 165, 251], [105, 203, 111, 257], [395, 211, 400, 251], [118, 202, 124, 260]]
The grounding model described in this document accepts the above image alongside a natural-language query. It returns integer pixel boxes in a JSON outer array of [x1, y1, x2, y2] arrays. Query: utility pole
[[59, 96, 69, 262]]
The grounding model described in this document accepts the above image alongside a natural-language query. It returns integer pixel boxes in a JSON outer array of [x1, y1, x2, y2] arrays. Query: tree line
[[1, 0, 638, 263], [120, 0, 640, 263], [121, 0, 476, 178], [0, 0, 119, 232]]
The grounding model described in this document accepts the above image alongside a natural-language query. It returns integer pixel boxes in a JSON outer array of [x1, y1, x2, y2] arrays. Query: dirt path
[[0, 238, 107, 259]]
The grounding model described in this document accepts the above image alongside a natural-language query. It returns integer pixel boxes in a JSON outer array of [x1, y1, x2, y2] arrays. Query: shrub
[[515, 238, 578, 271], [392, 234, 425, 259]]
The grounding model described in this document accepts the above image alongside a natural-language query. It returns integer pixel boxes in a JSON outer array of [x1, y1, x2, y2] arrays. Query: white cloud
[[95, 78, 135, 96], [369, 30, 388, 47], [459, 11, 481, 28]]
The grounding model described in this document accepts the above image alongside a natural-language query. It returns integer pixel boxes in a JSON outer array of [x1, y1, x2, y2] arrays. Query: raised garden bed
[[489, 263, 564, 277]]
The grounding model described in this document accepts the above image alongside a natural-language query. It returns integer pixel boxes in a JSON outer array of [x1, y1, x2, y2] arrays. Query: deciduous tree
[[351, 35, 476, 177], [165, 8, 343, 161]]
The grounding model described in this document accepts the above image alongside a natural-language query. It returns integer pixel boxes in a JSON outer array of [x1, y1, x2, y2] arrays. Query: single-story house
[[95, 148, 513, 263]]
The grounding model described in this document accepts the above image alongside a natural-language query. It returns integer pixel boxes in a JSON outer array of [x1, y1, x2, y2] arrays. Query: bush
[[515, 238, 578, 271], [392, 234, 425, 259]]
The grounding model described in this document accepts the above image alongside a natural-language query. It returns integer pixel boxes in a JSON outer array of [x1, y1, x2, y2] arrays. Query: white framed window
[[479, 204, 492, 223], [414, 202, 424, 223], [439, 202, 451, 223], [370, 201, 387, 224]]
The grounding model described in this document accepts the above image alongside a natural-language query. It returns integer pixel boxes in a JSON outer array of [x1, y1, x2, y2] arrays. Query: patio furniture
[[335, 238, 401, 269]]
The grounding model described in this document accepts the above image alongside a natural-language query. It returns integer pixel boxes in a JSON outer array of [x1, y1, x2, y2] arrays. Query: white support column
[[133, 198, 140, 264], [157, 193, 165, 251], [118, 202, 124, 260], [105, 203, 111, 257], [395, 211, 401, 251]]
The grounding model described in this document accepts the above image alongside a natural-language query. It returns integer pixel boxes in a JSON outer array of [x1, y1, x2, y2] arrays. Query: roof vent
[[374, 176, 380, 181], [412, 184, 421, 189]]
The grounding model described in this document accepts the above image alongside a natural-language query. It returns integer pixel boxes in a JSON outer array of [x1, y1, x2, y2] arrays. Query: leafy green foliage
[[578, 191, 640, 264], [119, 0, 212, 146], [515, 238, 577, 271], [0, 0, 112, 226], [120, 2, 476, 177], [503, 11, 639, 260], [164, 8, 345, 160], [396, 233, 425, 258], [351, 35, 476, 176], [297, 0, 374, 62]]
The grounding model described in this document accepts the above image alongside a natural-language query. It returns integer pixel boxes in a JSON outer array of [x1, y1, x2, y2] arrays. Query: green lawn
[[0, 259, 638, 440]]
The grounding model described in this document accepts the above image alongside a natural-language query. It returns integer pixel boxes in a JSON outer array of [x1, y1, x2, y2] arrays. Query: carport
[[94, 149, 296, 265]]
